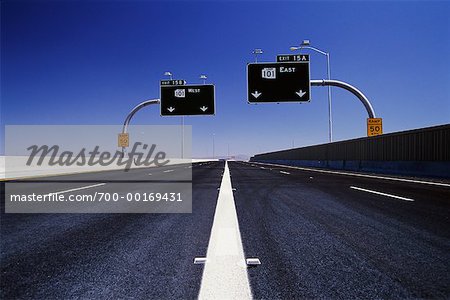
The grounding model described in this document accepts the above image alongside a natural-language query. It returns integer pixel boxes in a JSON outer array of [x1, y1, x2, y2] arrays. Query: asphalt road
[[230, 161, 450, 299], [1, 160, 450, 299], [1, 161, 224, 299]]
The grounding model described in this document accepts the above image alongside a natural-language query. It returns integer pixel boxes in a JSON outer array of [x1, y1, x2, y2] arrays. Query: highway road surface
[[1, 160, 450, 299]]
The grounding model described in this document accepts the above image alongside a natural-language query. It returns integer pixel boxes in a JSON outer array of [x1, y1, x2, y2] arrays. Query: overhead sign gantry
[[160, 80, 215, 116], [247, 54, 310, 103], [247, 49, 380, 137]]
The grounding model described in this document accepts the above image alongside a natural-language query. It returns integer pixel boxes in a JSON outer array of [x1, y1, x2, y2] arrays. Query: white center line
[[198, 161, 252, 299], [49, 183, 105, 195], [350, 186, 414, 202], [163, 169, 174, 173], [280, 171, 290, 175]]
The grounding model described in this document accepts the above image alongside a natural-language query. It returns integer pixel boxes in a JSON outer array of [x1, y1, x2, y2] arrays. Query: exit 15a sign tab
[[276, 54, 310, 62]]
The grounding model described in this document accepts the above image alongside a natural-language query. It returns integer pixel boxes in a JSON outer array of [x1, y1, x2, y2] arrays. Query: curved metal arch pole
[[121, 99, 160, 153], [311, 79, 376, 118]]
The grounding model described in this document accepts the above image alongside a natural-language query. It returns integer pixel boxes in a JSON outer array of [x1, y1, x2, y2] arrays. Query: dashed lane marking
[[49, 183, 106, 195], [252, 162, 450, 188], [350, 186, 414, 202]]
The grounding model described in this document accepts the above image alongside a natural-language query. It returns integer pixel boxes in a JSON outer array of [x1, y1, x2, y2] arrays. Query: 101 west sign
[[160, 83, 215, 116]]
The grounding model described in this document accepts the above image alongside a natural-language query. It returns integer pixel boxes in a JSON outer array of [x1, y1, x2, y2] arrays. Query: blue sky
[[2, 0, 449, 158]]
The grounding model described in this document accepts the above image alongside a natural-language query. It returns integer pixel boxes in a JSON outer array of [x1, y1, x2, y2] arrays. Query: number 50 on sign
[[367, 118, 383, 137]]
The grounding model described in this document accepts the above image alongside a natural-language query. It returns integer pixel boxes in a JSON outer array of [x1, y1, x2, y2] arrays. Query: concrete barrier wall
[[251, 124, 450, 178], [256, 160, 450, 178], [0, 156, 216, 180]]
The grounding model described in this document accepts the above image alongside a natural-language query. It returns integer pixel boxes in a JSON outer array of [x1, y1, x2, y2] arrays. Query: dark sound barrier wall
[[250, 124, 450, 178]]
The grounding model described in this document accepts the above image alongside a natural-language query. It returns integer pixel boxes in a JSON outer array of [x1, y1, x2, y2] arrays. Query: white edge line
[[251, 162, 450, 187], [350, 186, 414, 201], [50, 183, 106, 195]]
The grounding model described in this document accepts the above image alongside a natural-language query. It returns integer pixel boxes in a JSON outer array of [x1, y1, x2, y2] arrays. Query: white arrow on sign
[[252, 91, 262, 98], [200, 106, 208, 112], [296, 90, 306, 98], [167, 107, 175, 112]]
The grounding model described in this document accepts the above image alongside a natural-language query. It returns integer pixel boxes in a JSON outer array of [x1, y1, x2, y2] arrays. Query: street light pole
[[291, 41, 333, 143], [252, 48, 263, 63], [212, 133, 215, 159], [200, 74, 207, 84], [164, 71, 184, 159], [325, 52, 333, 143], [164, 71, 173, 80]]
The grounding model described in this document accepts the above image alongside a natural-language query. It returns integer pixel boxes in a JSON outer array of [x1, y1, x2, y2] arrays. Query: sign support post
[[121, 99, 160, 154], [310, 79, 376, 118]]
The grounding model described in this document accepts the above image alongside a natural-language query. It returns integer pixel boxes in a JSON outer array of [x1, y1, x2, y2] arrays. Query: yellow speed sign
[[118, 133, 129, 147], [367, 118, 383, 137]]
